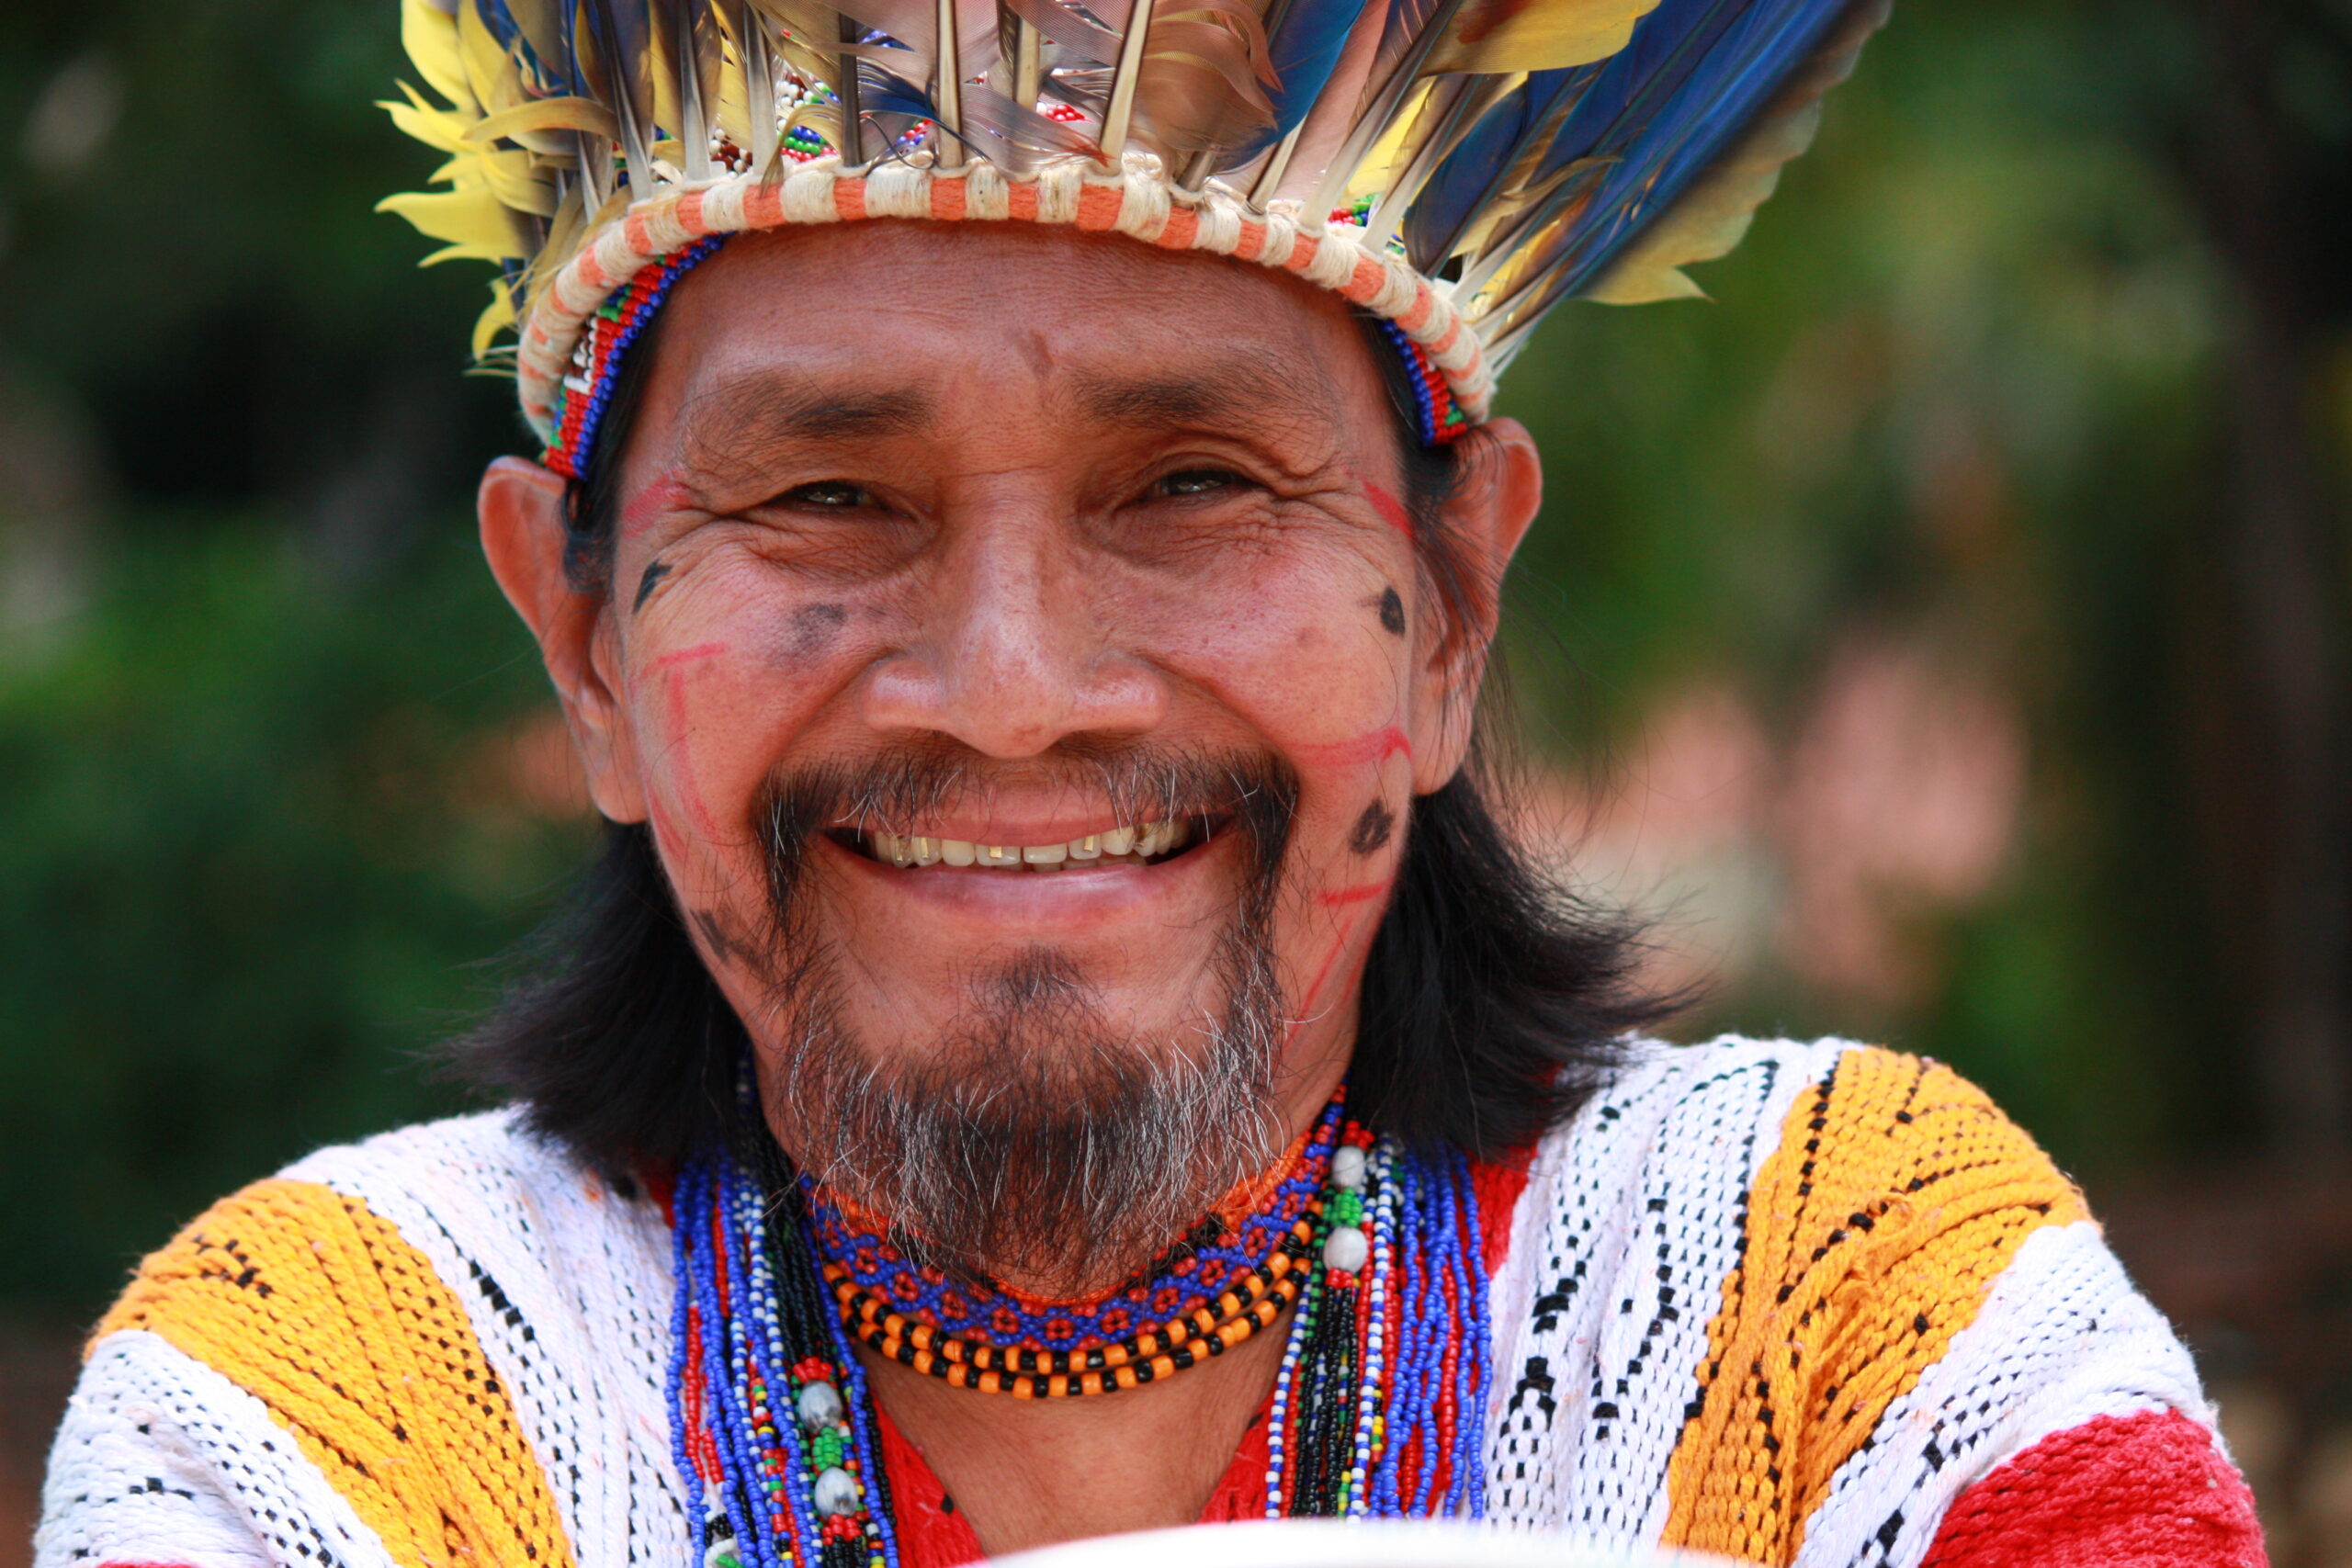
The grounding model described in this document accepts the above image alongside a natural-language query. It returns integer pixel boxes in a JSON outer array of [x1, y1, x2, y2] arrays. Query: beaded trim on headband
[[542, 231, 1466, 480], [520, 161, 1497, 465], [546, 237, 723, 480]]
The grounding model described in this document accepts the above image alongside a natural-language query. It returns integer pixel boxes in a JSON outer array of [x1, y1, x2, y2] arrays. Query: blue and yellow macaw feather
[[375, 0, 1885, 362]]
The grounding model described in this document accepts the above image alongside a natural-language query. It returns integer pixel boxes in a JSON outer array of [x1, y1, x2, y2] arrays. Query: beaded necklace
[[806, 1099, 1347, 1398], [667, 1089, 1494, 1568]]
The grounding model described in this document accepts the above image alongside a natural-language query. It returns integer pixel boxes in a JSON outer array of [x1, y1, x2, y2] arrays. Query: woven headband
[[534, 159, 1486, 479], [379, 0, 1887, 487]]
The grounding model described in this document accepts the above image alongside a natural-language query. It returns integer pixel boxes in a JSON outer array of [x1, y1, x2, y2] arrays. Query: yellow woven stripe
[[1660, 1047, 2089, 1565], [94, 1177, 575, 1568]]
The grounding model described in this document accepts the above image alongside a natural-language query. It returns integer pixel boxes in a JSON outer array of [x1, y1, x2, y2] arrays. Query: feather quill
[[379, 0, 1883, 389]]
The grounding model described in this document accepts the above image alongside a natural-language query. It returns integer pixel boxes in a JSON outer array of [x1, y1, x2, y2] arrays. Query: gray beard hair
[[756, 925, 1290, 1299]]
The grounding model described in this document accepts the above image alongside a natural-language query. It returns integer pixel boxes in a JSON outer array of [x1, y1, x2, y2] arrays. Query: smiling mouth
[[835, 817, 1218, 872]]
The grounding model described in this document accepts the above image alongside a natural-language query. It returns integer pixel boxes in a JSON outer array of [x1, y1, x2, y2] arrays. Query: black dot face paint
[[632, 558, 673, 614], [1347, 798, 1396, 856], [1377, 587, 1407, 637], [788, 602, 849, 659], [691, 908, 753, 969]]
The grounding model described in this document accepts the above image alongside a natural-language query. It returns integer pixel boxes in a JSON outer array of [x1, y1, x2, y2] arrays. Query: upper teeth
[[863, 820, 1193, 869]]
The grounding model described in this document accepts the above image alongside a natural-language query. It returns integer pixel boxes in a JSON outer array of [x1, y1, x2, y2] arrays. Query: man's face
[[483, 221, 1538, 1287]]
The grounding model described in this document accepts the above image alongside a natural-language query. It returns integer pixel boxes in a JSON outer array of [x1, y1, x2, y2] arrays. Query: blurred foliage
[[1496, 0, 2249, 1164], [0, 0, 2346, 1325]]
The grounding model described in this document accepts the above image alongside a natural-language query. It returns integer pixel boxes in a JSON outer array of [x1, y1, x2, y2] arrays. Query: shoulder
[[1480, 1039, 2109, 1549], [75, 1109, 682, 1568], [1507, 1036, 2083, 1247], [101, 1108, 663, 1348]]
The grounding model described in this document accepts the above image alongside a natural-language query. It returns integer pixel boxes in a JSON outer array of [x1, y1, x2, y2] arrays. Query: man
[[39, 0, 2266, 1563]]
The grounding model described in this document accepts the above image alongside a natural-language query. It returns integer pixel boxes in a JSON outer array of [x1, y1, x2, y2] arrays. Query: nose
[[858, 510, 1168, 758]]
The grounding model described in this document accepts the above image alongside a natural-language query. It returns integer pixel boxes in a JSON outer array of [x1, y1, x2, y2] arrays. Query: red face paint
[[1315, 879, 1395, 910], [655, 639, 729, 670], [1294, 725, 1413, 771], [656, 642, 731, 838], [1365, 481, 1415, 542], [621, 471, 695, 540]]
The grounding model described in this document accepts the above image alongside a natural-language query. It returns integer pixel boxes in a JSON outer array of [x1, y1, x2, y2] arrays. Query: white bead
[[813, 1466, 862, 1517], [1322, 1224, 1368, 1272], [797, 1381, 843, 1431], [1330, 1146, 1368, 1190]]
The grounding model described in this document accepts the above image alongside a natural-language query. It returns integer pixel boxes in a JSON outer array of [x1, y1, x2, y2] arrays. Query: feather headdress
[[379, 0, 1885, 469]]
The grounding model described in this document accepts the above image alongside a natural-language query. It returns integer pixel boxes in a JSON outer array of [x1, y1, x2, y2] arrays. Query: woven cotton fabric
[[38, 1039, 2266, 1568]]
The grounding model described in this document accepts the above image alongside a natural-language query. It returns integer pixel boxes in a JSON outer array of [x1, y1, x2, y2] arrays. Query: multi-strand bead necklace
[[666, 1085, 1493, 1568]]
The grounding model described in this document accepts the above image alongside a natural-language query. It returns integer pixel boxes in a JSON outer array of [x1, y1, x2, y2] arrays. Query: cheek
[[622, 553, 877, 864], [1107, 546, 1415, 998], [1128, 547, 1413, 768]]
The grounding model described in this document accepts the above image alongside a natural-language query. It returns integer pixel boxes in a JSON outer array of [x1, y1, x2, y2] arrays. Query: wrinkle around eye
[[724, 501, 930, 581]]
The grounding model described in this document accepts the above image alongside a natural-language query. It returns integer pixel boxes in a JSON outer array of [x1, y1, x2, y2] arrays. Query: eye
[[787, 480, 872, 508], [1152, 468, 1242, 499]]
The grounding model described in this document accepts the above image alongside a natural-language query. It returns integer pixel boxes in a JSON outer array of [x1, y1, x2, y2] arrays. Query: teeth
[[862, 819, 1198, 870]]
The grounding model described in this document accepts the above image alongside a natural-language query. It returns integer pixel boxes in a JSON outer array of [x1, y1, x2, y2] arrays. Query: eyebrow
[[681, 371, 938, 474], [1068, 355, 1313, 430]]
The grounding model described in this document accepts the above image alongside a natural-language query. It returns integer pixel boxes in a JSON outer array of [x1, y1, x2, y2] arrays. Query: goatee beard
[[738, 740, 1300, 1299]]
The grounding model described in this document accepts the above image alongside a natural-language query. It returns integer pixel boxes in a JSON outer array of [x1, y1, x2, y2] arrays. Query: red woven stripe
[[1919, 1408, 2266, 1568]]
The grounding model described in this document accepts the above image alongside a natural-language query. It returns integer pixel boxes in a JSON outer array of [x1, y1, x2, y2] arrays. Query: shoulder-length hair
[[448, 304, 1673, 1173]]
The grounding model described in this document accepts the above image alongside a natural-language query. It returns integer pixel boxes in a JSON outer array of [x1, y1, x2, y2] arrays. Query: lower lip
[[820, 830, 1236, 932]]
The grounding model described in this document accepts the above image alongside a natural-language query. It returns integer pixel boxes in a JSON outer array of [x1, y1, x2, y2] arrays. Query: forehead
[[636, 222, 1388, 452]]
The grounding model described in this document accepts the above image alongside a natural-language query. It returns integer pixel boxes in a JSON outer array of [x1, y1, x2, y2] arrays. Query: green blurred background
[[0, 0, 2346, 1558]]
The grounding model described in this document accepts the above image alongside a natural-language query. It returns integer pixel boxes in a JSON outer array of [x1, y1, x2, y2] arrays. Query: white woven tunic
[[37, 1038, 2265, 1567]]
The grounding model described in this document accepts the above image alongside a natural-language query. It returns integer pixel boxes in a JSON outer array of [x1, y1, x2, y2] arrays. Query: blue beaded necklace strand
[[667, 1083, 1494, 1564]]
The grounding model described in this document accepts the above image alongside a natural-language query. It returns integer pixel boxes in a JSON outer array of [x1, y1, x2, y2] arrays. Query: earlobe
[[477, 456, 645, 823]]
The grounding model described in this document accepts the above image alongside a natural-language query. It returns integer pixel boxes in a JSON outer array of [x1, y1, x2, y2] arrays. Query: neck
[[833, 1049, 1356, 1553]]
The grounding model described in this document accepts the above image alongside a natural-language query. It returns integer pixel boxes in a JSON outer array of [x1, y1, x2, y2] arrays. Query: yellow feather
[[715, 41, 756, 150], [401, 0, 474, 110], [1422, 0, 1661, 76], [472, 145, 564, 215], [472, 282, 520, 356], [458, 0, 522, 115], [377, 187, 530, 256], [424, 240, 519, 265], [380, 88, 474, 153], [1340, 76, 1435, 205], [465, 96, 624, 147]]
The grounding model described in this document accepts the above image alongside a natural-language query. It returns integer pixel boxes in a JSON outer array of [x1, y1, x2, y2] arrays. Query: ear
[[1409, 416, 1543, 795], [478, 456, 647, 823]]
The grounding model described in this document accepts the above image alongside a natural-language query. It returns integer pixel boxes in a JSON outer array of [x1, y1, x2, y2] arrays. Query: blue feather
[[1400, 63, 1595, 271], [1263, 0, 1374, 138], [1547, 0, 1849, 297], [1455, 0, 1849, 315]]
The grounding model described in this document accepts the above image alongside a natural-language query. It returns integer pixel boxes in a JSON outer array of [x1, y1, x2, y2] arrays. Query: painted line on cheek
[[1293, 725, 1413, 771], [620, 472, 694, 540], [659, 650, 728, 839], [1316, 879, 1395, 909], [647, 796, 688, 864], [1288, 908, 1380, 1048], [655, 639, 729, 669], [1365, 482, 1415, 542]]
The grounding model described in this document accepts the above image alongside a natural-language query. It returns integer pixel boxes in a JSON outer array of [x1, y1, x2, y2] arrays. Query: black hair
[[451, 297, 1674, 1172]]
